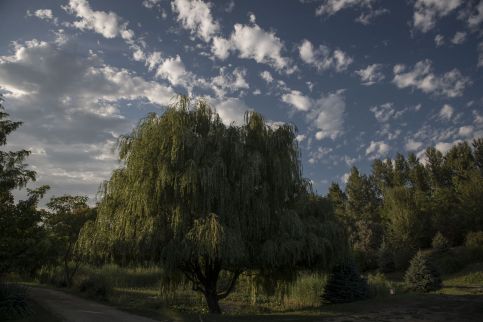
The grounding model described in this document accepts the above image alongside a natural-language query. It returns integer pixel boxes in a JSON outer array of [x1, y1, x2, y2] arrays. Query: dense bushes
[[0, 282, 29, 319], [321, 262, 369, 304], [465, 231, 483, 248], [404, 251, 441, 292], [432, 232, 449, 252], [377, 242, 395, 273], [74, 274, 112, 300]]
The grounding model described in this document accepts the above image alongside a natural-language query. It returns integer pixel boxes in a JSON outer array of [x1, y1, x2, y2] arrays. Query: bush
[[0, 282, 30, 319], [377, 242, 395, 273], [465, 231, 483, 249], [404, 251, 442, 292], [37, 265, 66, 287], [432, 232, 449, 252], [75, 275, 111, 300], [321, 262, 369, 304]]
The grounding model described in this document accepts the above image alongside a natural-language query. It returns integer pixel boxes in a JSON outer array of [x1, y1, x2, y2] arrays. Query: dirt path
[[28, 287, 158, 322]]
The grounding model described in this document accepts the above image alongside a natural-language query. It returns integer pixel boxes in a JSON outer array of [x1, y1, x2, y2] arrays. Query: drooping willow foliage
[[77, 96, 347, 312]]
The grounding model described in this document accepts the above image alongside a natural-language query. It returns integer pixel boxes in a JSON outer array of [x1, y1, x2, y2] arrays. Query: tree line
[[1, 95, 482, 314]]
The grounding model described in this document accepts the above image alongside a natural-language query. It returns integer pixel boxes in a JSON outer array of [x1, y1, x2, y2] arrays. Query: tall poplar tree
[[78, 97, 346, 313]]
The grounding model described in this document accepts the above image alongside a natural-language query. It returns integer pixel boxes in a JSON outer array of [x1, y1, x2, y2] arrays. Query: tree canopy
[[78, 96, 347, 313]]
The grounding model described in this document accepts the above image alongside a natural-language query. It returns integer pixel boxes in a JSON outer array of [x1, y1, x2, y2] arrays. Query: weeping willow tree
[[78, 96, 347, 313]]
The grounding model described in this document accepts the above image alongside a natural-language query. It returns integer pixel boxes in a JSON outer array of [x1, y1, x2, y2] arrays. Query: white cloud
[[355, 8, 389, 25], [355, 63, 385, 85], [171, 0, 219, 42], [209, 97, 251, 126], [27, 9, 57, 24], [211, 36, 231, 60], [434, 34, 444, 47], [458, 125, 473, 137], [155, 55, 188, 86], [341, 171, 351, 184], [413, 0, 462, 32], [211, 67, 249, 97], [299, 39, 352, 72], [439, 104, 454, 120], [316, 0, 375, 16], [142, 0, 161, 9], [392, 59, 470, 97], [64, 0, 134, 40], [405, 139, 423, 151], [450, 31, 466, 45], [230, 23, 289, 71], [309, 91, 346, 140], [467, 1, 483, 29], [0, 38, 176, 202], [435, 140, 462, 154], [366, 140, 390, 158], [282, 90, 312, 111], [260, 70, 274, 83], [370, 102, 405, 123]]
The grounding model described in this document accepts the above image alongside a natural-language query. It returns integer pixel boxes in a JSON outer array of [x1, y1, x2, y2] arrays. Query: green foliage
[[321, 262, 369, 304], [465, 231, 483, 249], [77, 96, 347, 313], [432, 232, 449, 252], [377, 242, 395, 273], [404, 251, 442, 292], [75, 274, 112, 300], [37, 265, 65, 287], [0, 282, 29, 319], [44, 195, 95, 286]]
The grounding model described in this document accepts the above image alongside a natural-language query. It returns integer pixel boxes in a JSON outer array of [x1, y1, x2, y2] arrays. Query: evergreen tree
[[404, 251, 442, 292]]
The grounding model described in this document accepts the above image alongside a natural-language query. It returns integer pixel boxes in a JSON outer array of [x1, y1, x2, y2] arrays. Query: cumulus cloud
[[439, 104, 454, 120], [64, 0, 134, 40], [434, 34, 445, 47], [355, 63, 385, 85], [212, 23, 291, 71], [155, 55, 189, 86], [0, 39, 175, 200], [369, 103, 404, 123], [282, 90, 312, 111], [309, 91, 346, 140], [27, 9, 58, 24], [209, 97, 251, 126], [211, 67, 249, 97], [413, 0, 462, 32], [392, 59, 470, 97], [171, 0, 219, 42], [466, 1, 483, 29], [316, 0, 375, 16], [260, 70, 274, 83], [450, 31, 466, 45], [299, 39, 352, 72], [365, 140, 390, 158], [405, 139, 423, 151], [355, 8, 389, 25]]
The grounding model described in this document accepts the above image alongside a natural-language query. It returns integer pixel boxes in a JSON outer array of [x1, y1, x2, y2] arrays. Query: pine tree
[[321, 262, 369, 304], [404, 251, 442, 292]]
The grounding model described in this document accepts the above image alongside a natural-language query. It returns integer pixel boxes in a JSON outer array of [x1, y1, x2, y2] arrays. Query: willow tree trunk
[[204, 289, 222, 314]]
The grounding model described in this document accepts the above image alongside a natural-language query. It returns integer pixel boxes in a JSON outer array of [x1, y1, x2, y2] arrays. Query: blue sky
[[0, 0, 482, 202]]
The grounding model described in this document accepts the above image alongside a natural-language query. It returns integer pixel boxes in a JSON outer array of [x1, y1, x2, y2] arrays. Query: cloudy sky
[[0, 0, 482, 202]]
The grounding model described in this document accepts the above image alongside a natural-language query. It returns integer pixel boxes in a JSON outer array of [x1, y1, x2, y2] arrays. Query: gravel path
[[28, 287, 158, 322]]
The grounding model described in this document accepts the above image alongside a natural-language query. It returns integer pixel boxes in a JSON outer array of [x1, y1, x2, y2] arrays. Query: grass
[[25, 246, 483, 321], [4, 297, 61, 322]]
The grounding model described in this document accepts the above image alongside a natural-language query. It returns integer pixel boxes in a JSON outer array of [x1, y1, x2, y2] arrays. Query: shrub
[[465, 231, 483, 249], [37, 265, 66, 287], [432, 232, 449, 252], [321, 262, 369, 304], [0, 282, 30, 319], [75, 275, 111, 300], [377, 242, 395, 273], [404, 251, 442, 292]]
